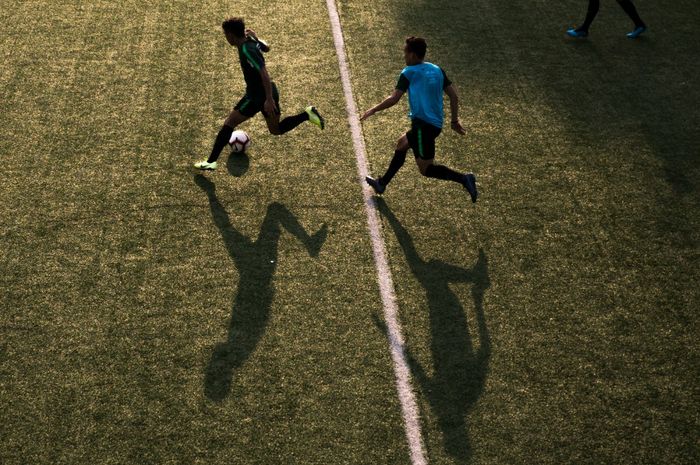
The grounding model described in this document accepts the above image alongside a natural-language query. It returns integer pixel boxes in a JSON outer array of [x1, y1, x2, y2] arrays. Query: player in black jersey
[[195, 17, 325, 170]]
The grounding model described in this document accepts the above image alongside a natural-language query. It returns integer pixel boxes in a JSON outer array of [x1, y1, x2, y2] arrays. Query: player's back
[[238, 39, 266, 94], [401, 62, 446, 128]]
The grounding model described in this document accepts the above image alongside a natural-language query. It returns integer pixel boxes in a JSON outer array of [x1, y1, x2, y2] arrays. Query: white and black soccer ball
[[228, 130, 251, 153]]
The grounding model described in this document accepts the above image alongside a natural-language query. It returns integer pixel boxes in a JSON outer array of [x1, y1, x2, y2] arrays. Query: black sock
[[579, 0, 599, 31], [279, 112, 309, 134], [381, 150, 407, 185], [208, 125, 234, 163], [425, 164, 464, 183], [617, 0, 645, 28]]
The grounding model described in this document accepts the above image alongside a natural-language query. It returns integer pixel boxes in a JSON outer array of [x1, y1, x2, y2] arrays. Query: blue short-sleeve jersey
[[396, 62, 451, 128]]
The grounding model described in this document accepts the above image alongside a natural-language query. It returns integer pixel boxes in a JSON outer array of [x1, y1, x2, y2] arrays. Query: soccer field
[[1, 1, 698, 464]]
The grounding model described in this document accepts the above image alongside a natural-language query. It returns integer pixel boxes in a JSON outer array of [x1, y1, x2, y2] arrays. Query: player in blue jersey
[[194, 17, 324, 171], [361, 37, 477, 203]]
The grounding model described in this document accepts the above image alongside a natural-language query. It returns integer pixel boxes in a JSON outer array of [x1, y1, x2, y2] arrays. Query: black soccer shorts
[[234, 82, 281, 117], [406, 118, 442, 160]]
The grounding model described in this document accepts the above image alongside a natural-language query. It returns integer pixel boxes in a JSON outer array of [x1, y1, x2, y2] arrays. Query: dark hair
[[405, 36, 427, 59], [222, 17, 246, 38]]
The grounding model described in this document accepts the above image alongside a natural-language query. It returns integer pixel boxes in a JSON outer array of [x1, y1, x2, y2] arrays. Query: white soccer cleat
[[194, 160, 217, 170]]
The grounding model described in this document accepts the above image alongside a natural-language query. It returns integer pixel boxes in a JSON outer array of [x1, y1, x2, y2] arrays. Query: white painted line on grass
[[324, 2, 427, 464]]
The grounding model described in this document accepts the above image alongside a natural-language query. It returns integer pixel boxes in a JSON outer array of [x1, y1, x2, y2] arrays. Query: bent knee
[[397, 137, 409, 150], [415, 159, 432, 176]]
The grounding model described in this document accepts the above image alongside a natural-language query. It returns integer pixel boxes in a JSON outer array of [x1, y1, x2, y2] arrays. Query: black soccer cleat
[[463, 173, 478, 203], [365, 176, 386, 194]]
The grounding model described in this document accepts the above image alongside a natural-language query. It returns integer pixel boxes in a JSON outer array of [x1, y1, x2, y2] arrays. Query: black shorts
[[406, 118, 442, 160], [234, 82, 281, 118]]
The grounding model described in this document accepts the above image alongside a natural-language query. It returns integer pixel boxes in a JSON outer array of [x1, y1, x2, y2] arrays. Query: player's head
[[222, 17, 246, 45], [404, 36, 427, 65]]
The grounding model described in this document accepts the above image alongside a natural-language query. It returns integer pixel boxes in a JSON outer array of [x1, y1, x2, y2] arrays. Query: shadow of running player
[[194, 175, 327, 401], [376, 199, 490, 463]]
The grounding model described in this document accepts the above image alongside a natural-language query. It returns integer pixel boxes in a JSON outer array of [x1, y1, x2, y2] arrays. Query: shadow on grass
[[376, 199, 491, 463], [194, 175, 327, 401], [387, 0, 698, 196], [546, 37, 696, 195], [226, 150, 249, 177]]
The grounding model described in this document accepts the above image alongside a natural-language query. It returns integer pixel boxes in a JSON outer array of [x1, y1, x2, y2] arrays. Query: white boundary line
[[324, 2, 427, 464]]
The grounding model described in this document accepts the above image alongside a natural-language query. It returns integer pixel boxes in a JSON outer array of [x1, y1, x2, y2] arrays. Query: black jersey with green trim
[[238, 39, 266, 95]]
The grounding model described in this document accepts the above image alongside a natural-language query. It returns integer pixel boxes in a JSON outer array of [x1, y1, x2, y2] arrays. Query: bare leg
[[397, 134, 410, 152], [224, 109, 249, 129]]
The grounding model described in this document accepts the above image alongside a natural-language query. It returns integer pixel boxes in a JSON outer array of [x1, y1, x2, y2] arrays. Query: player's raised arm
[[360, 89, 405, 121], [245, 28, 271, 52]]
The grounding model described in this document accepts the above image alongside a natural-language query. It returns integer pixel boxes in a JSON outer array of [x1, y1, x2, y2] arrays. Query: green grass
[[1, 0, 699, 464]]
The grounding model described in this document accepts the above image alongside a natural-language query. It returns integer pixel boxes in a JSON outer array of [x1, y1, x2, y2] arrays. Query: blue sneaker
[[627, 26, 647, 39], [365, 176, 386, 194], [566, 28, 588, 38], [463, 173, 478, 203]]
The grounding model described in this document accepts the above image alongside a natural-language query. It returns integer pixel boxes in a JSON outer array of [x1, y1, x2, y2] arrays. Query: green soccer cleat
[[306, 106, 325, 129], [194, 160, 217, 170]]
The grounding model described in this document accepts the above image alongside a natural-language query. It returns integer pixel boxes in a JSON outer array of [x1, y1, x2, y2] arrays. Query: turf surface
[[1, 0, 698, 464]]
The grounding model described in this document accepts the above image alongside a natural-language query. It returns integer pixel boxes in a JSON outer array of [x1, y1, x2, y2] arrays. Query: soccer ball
[[228, 130, 251, 153]]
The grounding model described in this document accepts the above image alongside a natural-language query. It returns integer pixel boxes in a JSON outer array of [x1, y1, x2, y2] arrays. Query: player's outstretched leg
[[195, 110, 249, 170], [276, 111, 307, 134], [195, 125, 232, 170], [266, 106, 324, 135], [365, 136, 410, 195], [416, 158, 478, 203], [365, 149, 407, 195], [427, 165, 478, 203]]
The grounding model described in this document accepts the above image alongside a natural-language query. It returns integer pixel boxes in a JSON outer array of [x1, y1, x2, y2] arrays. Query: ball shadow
[[226, 150, 250, 177]]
